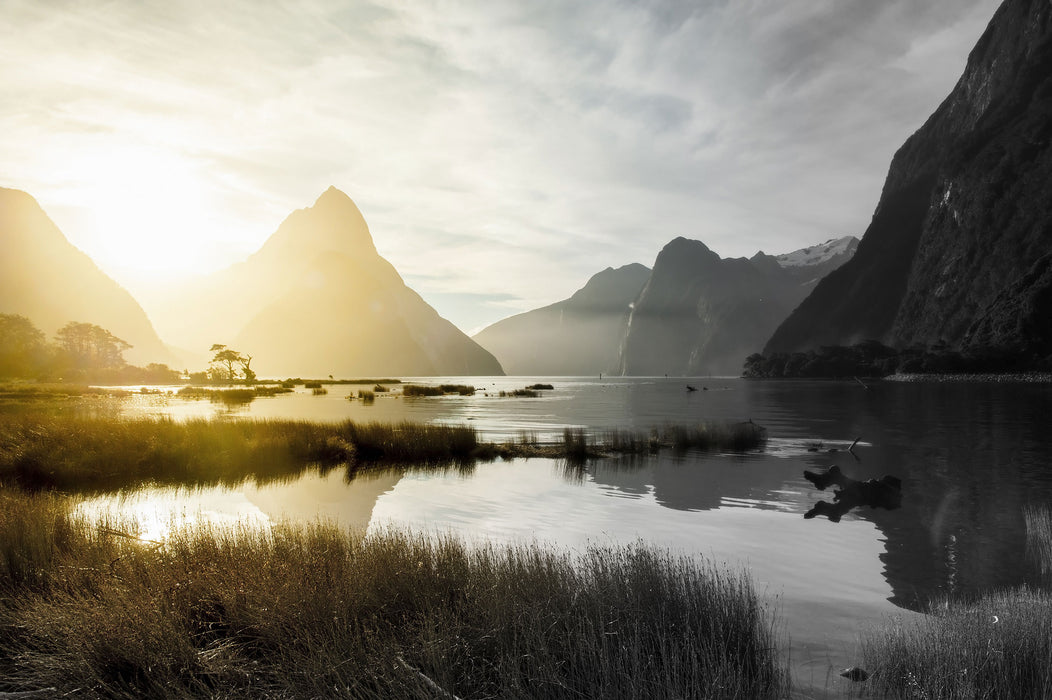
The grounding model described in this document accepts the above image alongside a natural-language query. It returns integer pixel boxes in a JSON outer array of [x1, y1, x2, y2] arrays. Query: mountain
[[766, 0, 1052, 363], [618, 237, 857, 376], [473, 264, 651, 375], [148, 187, 503, 378], [0, 187, 174, 366]]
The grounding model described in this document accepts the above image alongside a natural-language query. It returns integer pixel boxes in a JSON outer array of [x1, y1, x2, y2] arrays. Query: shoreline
[[884, 372, 1052, 383]]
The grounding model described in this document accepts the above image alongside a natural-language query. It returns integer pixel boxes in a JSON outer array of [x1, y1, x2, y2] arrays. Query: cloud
[[0, 0, 1003, 331]]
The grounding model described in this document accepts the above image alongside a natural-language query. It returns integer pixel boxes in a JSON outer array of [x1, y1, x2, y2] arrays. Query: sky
[[1, 0, 1002, 334]]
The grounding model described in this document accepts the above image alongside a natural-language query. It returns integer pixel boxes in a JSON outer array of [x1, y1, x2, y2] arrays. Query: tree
[[55, 322, 131, 369], [208, 344, 255, 384], [0, 314, 48, 377]]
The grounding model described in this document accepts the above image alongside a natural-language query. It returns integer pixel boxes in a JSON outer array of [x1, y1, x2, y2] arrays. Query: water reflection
[[29, 376, 1052, 690], [76, 469, 403, 543], [802, 465, 902, 522]]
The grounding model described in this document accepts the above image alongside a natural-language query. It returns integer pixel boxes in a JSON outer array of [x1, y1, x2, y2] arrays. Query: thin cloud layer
[[0, 0, 1001, 331]]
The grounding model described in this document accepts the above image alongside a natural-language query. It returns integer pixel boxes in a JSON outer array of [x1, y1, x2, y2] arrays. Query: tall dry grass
[[0, 491, 788, 698], [856, 506, 1052, 698], [859, 590, 1052, 699]]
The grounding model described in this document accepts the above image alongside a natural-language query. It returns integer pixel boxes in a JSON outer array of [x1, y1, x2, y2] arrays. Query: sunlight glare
[[61, 144, 221, 280]]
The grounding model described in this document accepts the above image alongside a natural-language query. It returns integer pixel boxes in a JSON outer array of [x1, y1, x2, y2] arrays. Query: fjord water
[[87, 377, 1052, 689]]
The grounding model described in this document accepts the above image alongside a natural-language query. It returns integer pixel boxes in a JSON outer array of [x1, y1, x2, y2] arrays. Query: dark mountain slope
[[767, 0, 1052, 362]]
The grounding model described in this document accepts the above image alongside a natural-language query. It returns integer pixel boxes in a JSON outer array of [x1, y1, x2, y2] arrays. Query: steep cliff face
[[152, 187, 504, 377], [618, 237, 855, 376], [766, 0, 1052, 361], [0, 187, 174, 366], [472, 264, 651, 375]]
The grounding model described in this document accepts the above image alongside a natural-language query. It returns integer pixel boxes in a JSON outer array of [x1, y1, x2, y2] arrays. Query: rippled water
[[78, 376, 1052, 692]]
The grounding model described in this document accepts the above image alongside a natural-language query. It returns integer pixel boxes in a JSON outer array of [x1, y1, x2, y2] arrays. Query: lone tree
[[208, 344, 255, 383]]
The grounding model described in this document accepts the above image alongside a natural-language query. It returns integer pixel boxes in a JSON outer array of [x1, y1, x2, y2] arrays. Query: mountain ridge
[[0, 186, 175, 367], [475, 235, 857, 377]]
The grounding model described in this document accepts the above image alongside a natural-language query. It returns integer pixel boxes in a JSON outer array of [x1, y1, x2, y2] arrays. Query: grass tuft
[[859, 589, 1052, 699]]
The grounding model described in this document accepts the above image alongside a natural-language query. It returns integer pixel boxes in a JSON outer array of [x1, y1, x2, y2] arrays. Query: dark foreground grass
[[854, 507, 1052, 699], [0, 492, 788, 699], [858, 589, 1052, 699]]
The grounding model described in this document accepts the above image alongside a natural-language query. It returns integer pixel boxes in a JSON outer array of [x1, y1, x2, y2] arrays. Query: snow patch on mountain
[[775, 236, 859, 268]]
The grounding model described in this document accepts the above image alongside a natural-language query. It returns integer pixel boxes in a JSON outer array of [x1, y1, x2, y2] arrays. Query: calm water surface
[[79, 376, 1052, 692]]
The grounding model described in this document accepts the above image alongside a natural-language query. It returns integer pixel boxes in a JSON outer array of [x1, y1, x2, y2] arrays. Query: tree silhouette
[[55, 322, 131, 369], [0, 314, 48, 377], [209, 344, 255, 383]]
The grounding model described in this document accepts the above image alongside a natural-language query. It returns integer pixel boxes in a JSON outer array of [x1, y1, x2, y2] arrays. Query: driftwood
[[99, 527, 164, 548], [803, 465, 902, 522], [396, 655, 463, 700]]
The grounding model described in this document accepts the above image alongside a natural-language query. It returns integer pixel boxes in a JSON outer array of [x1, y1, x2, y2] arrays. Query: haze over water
[[72, 376, 1052, 691]]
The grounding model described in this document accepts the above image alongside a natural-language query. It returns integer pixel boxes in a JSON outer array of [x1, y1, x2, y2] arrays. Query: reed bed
[[1026, 505, 1052, 582], [403, 384, 477, 397], [0, 492, 788, 699], [0, 383, 132, 399], [601, 422, 768, 455], [0, 415, 481, 492], [858, 589, 1052, 699], [0, 414, 768, 494], [499, 388, 540, 397], [176, 386, 293, 404]]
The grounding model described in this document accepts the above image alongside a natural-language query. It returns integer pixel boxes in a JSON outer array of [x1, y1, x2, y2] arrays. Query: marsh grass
[[0, 414, 768, 494], [0, 383, 132, 400], [311, 387, 328, 395], [0, 415, 485, 492], [403, 384, 477, 397], [1026, 505, 1052, 582], [356, 389, 376, 403], [499, 388, 540, 397], [176, 386, 293, 405], [858, 589, 1052, 699], [0, 492, 788, 698]]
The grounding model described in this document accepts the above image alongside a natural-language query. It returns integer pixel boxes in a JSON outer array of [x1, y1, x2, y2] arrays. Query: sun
[[59, 144, 222, 281]]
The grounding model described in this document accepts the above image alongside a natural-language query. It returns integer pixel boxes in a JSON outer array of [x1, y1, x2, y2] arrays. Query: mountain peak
[[250, 187, 376, 267], [314, 185, 353, 206]]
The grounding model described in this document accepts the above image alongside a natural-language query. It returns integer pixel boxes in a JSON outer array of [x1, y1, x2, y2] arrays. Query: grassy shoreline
[[0, 413, 766, 494], [0, 492, 788, 698], [858, 589, 1052, 699]]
